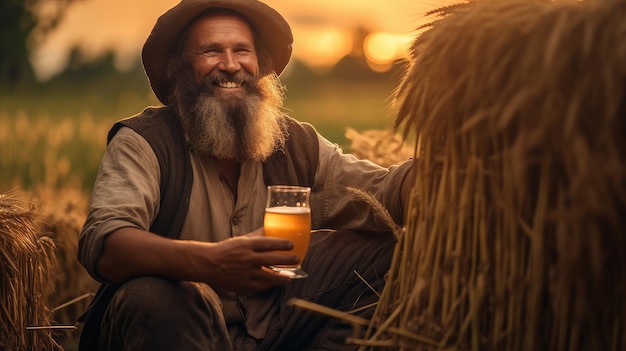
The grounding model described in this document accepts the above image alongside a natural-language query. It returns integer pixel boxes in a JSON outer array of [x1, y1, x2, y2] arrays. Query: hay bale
[[363, 0, 626, 349], [33, 187, 98, 347], [0, 190, 59, 350], [346, 128, 415, 167], [0, 187, 96, 350]]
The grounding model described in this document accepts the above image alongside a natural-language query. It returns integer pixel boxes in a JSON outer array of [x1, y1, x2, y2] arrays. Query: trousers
[[97, 229, 396, 350]]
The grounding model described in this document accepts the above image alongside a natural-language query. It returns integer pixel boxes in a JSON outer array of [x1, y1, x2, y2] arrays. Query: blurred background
[[0, 0, 452, 192]]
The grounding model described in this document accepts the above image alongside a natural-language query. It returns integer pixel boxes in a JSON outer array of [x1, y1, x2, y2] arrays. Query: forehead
[[185, 10, 255, 44]]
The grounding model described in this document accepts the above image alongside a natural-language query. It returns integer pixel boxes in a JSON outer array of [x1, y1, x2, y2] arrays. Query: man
[[77, 0, 414, 350]]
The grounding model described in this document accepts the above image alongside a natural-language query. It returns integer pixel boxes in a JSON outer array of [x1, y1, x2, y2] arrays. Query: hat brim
[[142, 0, 293, 104]]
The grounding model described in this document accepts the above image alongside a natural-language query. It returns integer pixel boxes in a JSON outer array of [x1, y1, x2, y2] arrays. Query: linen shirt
[[79, 123, 413, 337]]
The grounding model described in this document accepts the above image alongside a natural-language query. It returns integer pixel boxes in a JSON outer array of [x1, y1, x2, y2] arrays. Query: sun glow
[[364, 32, 413, 71], [291, 26, 353, 73]]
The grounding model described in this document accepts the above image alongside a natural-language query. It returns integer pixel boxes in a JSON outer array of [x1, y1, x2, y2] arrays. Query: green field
[[0, 71, 400, 193]]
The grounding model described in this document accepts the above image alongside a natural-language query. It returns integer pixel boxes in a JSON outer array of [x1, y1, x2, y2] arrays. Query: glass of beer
[[264, 185, 311, 279]]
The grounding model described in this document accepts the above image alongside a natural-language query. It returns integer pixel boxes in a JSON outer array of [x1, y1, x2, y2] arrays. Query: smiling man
[[77, 0, 415, 350]]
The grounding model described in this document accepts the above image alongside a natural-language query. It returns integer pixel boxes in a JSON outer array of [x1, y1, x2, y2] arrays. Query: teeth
[[219, 82, 241, 88]]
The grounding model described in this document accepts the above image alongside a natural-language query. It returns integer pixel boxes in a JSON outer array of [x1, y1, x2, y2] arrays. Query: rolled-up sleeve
[[78, 127, 161, 282], [311, 134, 413, 231]]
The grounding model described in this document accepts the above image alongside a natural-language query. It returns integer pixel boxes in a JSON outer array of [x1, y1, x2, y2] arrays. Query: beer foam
[[265, 206, 310, 214]]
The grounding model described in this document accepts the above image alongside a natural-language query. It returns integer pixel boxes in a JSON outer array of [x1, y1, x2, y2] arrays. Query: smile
[[218, 81, 243, 89]]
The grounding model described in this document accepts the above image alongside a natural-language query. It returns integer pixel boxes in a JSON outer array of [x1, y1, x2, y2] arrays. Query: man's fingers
[[260, 251, 300, 267], [247, 236, 294, 252], [240, 266, 293, 291]]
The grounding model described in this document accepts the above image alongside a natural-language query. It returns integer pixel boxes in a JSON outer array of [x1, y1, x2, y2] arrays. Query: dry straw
[[0, 187, 95, 350], [354, 0, 626, 349], [34, 187, 98, 346], [0, 190, 60, 350], [346, 128, 414, 168]]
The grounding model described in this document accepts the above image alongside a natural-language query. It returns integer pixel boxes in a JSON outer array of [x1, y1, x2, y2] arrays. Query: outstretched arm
[[96, 227, 298, 292]]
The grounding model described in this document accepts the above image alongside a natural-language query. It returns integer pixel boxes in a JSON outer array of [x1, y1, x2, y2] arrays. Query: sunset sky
[[32, 0, 453, 80]]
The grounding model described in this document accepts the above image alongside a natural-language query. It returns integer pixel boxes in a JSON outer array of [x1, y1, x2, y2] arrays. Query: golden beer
[[264, 206, 311, 267], [264, 185, 311, 278]]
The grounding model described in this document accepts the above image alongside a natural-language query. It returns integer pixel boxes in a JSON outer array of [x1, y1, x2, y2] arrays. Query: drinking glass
[[264, 185, 311, 278]]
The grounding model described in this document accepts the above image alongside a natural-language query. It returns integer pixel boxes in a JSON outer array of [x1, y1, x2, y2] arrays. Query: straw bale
[[361, 0, 626, 349], [346, 128, 415, 167], [32, 187, 98, 346], [0, 190, 60, 350]]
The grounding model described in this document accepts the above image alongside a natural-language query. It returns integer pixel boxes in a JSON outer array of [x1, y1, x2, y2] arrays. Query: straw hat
[[142, 0, 293, 104]]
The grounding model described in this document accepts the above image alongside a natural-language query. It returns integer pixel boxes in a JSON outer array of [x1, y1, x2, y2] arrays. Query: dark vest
[[79, 106, 319, 350], [108, 106, 319, 238]]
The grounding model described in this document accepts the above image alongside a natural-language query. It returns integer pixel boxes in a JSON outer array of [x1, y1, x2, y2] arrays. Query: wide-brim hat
[[142, 0, 293, 104]]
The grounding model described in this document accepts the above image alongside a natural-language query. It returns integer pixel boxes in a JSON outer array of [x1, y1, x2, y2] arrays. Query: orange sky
[[32, 0, 453, 80]]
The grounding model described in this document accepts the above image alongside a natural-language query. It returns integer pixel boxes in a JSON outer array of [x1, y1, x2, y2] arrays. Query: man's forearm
[[95, 227, 203, 283]]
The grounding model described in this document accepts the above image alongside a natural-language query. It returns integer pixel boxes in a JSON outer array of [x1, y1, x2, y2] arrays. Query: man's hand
[[96, 227, 299, 293], [195, 228, 299, 292]]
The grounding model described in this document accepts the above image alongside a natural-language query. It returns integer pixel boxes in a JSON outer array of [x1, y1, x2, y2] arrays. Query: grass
[[286, 81, 397, 145]]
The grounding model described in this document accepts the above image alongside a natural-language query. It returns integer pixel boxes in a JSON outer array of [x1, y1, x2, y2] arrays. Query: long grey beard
[[175, 73, 287, 162]]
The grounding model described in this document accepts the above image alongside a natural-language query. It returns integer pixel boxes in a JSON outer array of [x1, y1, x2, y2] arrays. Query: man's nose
[[219, 50, 240, 73]]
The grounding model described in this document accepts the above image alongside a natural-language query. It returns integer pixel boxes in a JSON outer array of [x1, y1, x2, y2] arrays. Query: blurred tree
[[330, 25, 401, 82], [47, 47, 151, 94], [0, 0, 73, 88]]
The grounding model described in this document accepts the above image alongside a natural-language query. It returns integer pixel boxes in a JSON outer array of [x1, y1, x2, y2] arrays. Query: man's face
[[171, 11, 287, 162], [183, 12, 260, 92]]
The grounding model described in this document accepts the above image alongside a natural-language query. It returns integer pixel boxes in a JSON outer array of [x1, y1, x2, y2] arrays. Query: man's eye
[[203, 49, 221, 56]]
